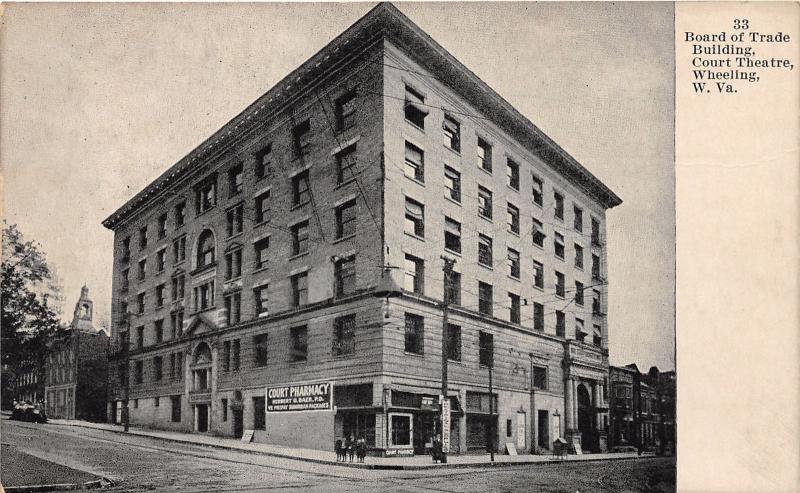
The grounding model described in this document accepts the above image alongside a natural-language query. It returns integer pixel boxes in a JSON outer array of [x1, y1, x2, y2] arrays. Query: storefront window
[[391, 414, 411, 446], [342, 413, 376, 446]]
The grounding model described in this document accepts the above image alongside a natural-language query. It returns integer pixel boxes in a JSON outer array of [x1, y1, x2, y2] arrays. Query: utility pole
[[439, 256, 455, 464], [122, 313, 130, 433]]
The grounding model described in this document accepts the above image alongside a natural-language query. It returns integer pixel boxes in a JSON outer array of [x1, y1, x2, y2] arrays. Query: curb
[[3, 478, 114, 493], [51, 421, 662, 471]]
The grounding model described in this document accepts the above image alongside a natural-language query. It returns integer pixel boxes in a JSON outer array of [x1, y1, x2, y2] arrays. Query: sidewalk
[[49, 418, 653, 470]]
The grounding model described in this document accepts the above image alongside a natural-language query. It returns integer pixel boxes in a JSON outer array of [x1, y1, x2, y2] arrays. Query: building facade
[[103, 3, 621, 455], [609, 364, 676, 454], [45, 286, 110, 421]]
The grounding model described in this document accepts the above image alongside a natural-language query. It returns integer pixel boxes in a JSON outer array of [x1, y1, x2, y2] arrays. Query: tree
[[1, 223, 66, 401]]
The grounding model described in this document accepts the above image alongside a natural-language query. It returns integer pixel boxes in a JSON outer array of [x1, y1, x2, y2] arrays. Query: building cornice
[[103, 2, 621, 231]]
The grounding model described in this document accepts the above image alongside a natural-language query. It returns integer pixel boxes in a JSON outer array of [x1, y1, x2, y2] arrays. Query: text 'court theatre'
[[103, 3, 622, 457]]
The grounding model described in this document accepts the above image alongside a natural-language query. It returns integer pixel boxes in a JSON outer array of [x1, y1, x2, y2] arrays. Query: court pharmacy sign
[[266, 382, 332, 412]]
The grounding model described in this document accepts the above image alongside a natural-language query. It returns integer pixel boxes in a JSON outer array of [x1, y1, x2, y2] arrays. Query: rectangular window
[[335, 199, 357, 239], [573, 205, 583, 232], [221, 399, 228, 422], [332, 314, 356, 356], [532, 174, 543, 206], [575, 281, 585, 306], [404, 197, 425, 237], [224, 292, 241, 325], [507, 158, 520, 190], [592, 254, 602, 280], [153, 356, 163, 381], [507, 248, 520, 279], [174, 202, 186, 228], [576, 318, 586, 342], [292, 119, 311, 157], [121, 237, 131, 262], [223, 341, 231, 371], [555, 271, 565, 298], [138, 259, 147, 281], [478, 234, 493, 267], [253, 333, 268, 367], [404, 85, 428, 129], [254, 144, 272, 180], [255, 190, 270, 224], [447, 323, 461, 361], [478, 281, 493, 316], [292, 171, 310, 207], [507, 419, 513, 438], [532, 218, 546, 247], [391, 414, 412, 446], [121, 268, 129, 291], [442, 115, 460, 152], [593, 290, 603, 315], [594, 328, 603, 347], [477, 137, 492, 172], [228, 164, 243, 197], [479, 331, 494, 367], [533, 302, 544, 331], [196, 179, 216, 214], [509, 293, 521, 323], [155, 284, 165, 307], [169, 353, 176, 378], [226, 203, 244, 237], [554, 232, 565, 259], [444, 271, 461, 305], [173, 236, 186, 263], [139, 226, 148, 249], [591, 217, 602, 246], [404, 254, 424, 294], [154, 397, 160, 407], [335, 90, 357, 131], [290, 326, 308, 362], [170, 310, 184, 339], [444, 217, 461, 253], [254, 237, 270, 270], [194, 280, 215, 311], [232, 340, 240, 370], [291, 220, 309, 256], [171, 275, 185, 301], [554, 191, 564, 220], [404, 141, 424, 182], [533, 366, 548, 390], [155, 319, 164, 343], [444, 166, 461, 202], [533, 260, 544, 289], [156, 249, 166, 272], [225, 249, 243, 280], [291, 272, 308, 307], [134, 360, 143, 384], [254, 285, 269, 316], [507, 203, 520, 234], [404, 313, 424, 355], [336, 144, 356, 184], [575, 244, 584, 270], [335, 255, 356, 297], [478, 186, 493, 219], [137, 292, 146, 314], [556, 310, 566, 337], [158, 213, 168, 238]]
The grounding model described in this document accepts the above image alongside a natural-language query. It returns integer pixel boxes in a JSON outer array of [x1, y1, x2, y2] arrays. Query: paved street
[[1, 419, 674, 492]]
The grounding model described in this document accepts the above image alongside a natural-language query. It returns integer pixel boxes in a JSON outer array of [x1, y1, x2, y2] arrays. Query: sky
[[0, 2, 675, 371]]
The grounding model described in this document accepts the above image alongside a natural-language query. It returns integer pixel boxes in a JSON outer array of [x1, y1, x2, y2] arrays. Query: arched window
[[197, 230, 215, 268]]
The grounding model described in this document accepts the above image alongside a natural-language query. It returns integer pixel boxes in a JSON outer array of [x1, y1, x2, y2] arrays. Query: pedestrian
[[431, 434, 443, 463], [345, 434, 355, 462], [335, 438, 344, 462], [356, 437, 367, 463]]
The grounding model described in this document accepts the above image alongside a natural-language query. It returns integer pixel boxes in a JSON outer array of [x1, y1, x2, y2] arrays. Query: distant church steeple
[[71, 285, 96, 333]]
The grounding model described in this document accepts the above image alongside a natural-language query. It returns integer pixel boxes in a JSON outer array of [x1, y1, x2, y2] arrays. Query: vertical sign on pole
[[441, 398, 451, 453]]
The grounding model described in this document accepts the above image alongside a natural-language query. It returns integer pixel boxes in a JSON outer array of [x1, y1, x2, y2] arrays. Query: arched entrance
[[576, 383, 596, 451], [191, 342, 213, 432]]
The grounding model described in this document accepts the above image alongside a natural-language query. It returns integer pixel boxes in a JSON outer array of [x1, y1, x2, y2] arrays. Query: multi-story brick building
[[103, 3, 621, 455], [45, 286, 110, 421], [609, 364, 676, 454]]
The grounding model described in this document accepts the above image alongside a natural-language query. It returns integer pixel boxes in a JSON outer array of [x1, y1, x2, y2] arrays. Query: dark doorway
[[197, 404, 209, 432], [413, 413, 434, 455], [577, 384, 595, 451], [538, 410, 549, 449], [232, 408, 244, 438]]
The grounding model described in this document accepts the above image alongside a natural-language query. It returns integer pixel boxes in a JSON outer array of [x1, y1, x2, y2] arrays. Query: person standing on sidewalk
[[345, 434, 355, 462]]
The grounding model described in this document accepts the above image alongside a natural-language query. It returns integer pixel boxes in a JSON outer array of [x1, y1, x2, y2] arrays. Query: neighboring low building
[[609, 364, 675, 454], [44, 286, 110, 421], [10, 363, 46, 405]]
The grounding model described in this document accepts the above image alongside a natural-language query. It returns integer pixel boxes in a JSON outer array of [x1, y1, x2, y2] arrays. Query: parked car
[[10, 401, 47, 423]]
